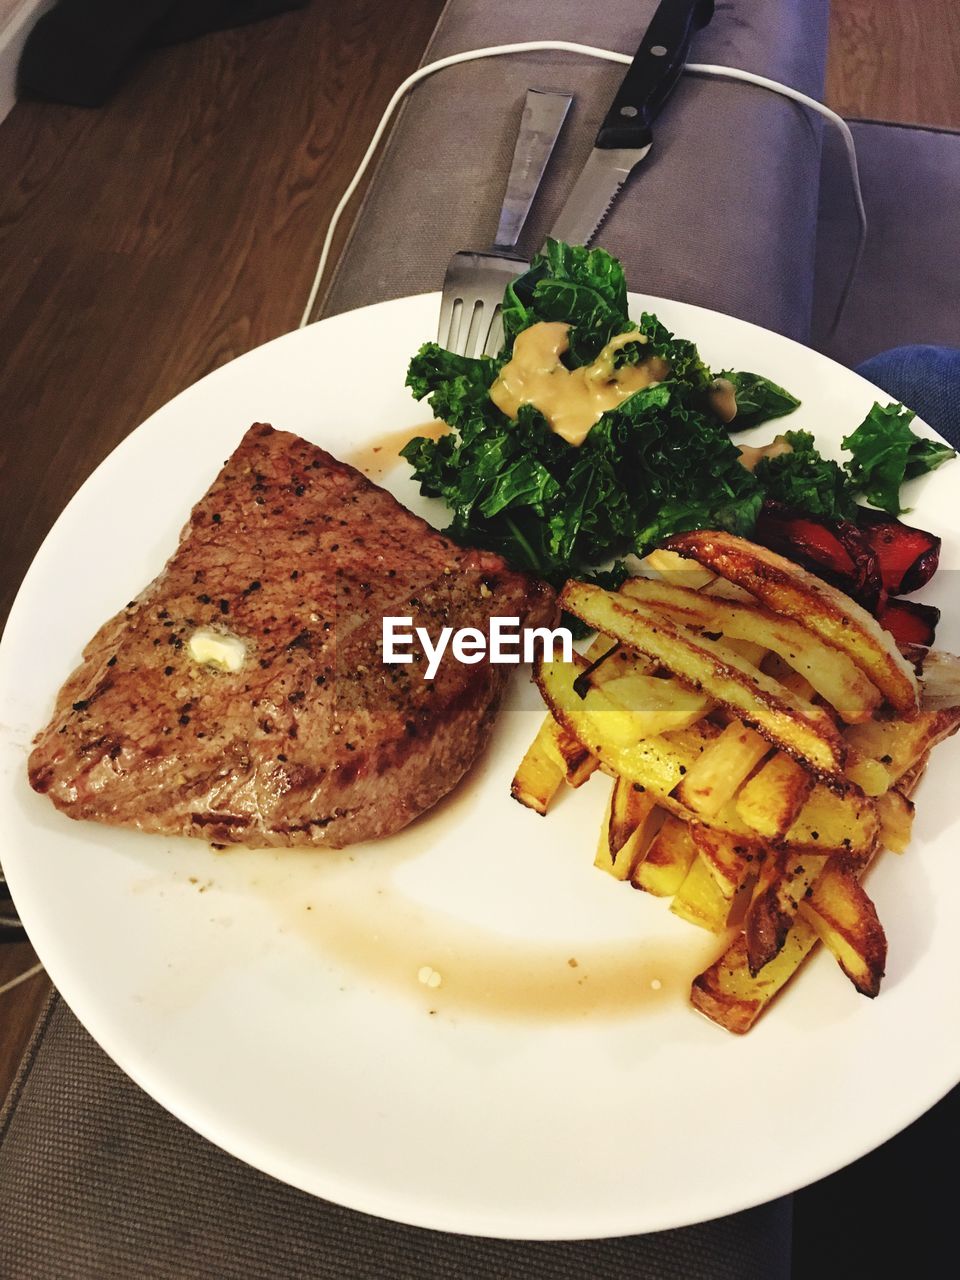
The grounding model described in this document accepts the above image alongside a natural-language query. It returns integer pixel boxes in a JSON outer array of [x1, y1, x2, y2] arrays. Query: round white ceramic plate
[[2, 293, 958, 1240]]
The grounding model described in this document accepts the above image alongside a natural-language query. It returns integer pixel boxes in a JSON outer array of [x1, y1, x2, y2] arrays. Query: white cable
[[299, 40, 865, 335], [0, 961, 44, 998], [686, 63, 866, 333]]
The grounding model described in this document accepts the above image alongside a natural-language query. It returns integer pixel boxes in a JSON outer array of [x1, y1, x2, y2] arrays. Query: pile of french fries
[[512, 530, 960, 1033]]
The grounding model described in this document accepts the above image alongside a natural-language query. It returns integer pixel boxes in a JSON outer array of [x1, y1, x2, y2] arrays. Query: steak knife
[[549, 0, 715, 246]]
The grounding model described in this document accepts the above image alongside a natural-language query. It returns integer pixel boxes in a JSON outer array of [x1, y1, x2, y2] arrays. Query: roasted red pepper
[[751, 500, 941, 646], [753, 502, 884, 610], [876, 598, 941, 648], [855, 507, 941, 595]]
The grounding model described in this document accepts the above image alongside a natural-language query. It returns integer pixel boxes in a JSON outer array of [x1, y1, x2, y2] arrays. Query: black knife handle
[[596, 0, 714, 150]]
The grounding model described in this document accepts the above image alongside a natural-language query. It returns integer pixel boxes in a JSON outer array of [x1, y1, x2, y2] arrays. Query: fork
[[438, 87, 572, 359]]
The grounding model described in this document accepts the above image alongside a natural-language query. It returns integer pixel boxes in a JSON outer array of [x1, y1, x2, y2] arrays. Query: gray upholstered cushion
[[812, 120, 960, 367]]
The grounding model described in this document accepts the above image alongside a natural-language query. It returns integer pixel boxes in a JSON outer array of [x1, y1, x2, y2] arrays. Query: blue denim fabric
[[856, 346, 960, 451]]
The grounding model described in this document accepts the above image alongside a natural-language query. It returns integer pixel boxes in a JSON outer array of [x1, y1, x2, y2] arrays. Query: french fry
[[594, 778, 660, 880], [735, 751, 814, 838], [781, 783, 879, 859], [631, 815, 696, 896], [690, 824, 757, 898], [537, 656, 878, 857], [675, 720, 770, 816], [560, 580, 847, 777], [537, 657, 707, 799], [691, 919, 821, 1034], [663, 529, 920, 713], [843, 749, 893, 797], [875, 788, 914, 854], [592, 669, 713, 735], [844, 705, 960, 785], [702, 578, 757, 605], [745, 852, 827, 975], [762, 653, 817, 702], [619, 575, 882, 723], [799, 863, 887, 997], [511, 718, 566, 815], [552, 722, 598, 787], [724, 637, 770, 667], [671, 853, 736, 932], [642, 547, 715, 589]]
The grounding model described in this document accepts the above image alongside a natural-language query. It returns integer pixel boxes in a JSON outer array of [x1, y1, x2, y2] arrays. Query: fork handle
[[492, 88, 572, 253]]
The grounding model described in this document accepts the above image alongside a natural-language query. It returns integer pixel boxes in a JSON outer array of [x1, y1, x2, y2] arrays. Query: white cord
[[0, 960, 44, 998], [298, 40, 866, 335]]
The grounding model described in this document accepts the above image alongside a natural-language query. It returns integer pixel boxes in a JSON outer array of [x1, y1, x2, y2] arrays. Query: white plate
[[2, 293, 958, 1241]]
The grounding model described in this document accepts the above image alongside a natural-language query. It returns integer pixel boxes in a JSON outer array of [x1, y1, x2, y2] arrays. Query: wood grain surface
[[0, 943, 48, 1098], [827, 0, 960, 128], [0, 0, 445, 1106]]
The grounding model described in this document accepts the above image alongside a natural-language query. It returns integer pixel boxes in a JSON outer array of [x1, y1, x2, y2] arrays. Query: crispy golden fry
[[691, 919, 821, 1034], [620, 575, 881, 723], [594, 779, 660, 880], [723, 637, 769, 667], [690, 824, 757, 898], [799, 863, 887, 997], [537, 656, 878, 857], [551, 722, 598, 787], [676, 720, 770, 816], [735, 751, 814, 838], [701, 578, 757, 605], [664, 529, 920, 714], [538, 657, 708, 799], [642, 548, 715, 589], [745, 852, 827, 975], [875, 788, 914, 854], [560, 580, 846, 777], [843, 749, 893, 797], [608, 778, 657, 853], [781, 782, 879, 859], [631, 814, 697, 896], [761, 653, 817, 702], [511, 718, 566, 815], [845, 705, 960, 785], [592, 669, 713, 736], [671, 853, 736, 932], [576, 639, 690, 747]]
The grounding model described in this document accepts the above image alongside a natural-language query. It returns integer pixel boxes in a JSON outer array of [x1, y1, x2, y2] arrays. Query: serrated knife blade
[[548, 145, 651, 247]]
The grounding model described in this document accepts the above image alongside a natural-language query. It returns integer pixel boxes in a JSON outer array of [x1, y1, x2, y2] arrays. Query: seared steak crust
[[29, 424, 556, 847]]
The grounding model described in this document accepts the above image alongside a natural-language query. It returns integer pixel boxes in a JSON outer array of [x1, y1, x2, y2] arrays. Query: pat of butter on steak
[[29, 424, 556, 847]]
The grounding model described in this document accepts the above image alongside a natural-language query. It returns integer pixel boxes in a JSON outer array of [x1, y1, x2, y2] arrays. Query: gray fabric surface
[[0, 997, 793, 1279], [320, 0, 830, 341], [812, 120, 960, 368], [0, 1, 834, 1274]]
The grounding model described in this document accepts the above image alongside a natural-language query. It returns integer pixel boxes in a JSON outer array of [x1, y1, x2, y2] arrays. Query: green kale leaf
[[754, 430, 857, 519], [718, 370, 801, 429], [843, 402, 956, 515]]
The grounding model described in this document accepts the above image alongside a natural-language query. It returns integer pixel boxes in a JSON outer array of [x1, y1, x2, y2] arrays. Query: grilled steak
[[29, 424, 556, 847]]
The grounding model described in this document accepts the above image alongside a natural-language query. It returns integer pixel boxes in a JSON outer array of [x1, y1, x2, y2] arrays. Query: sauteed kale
[[403, 241, 953, 586]]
